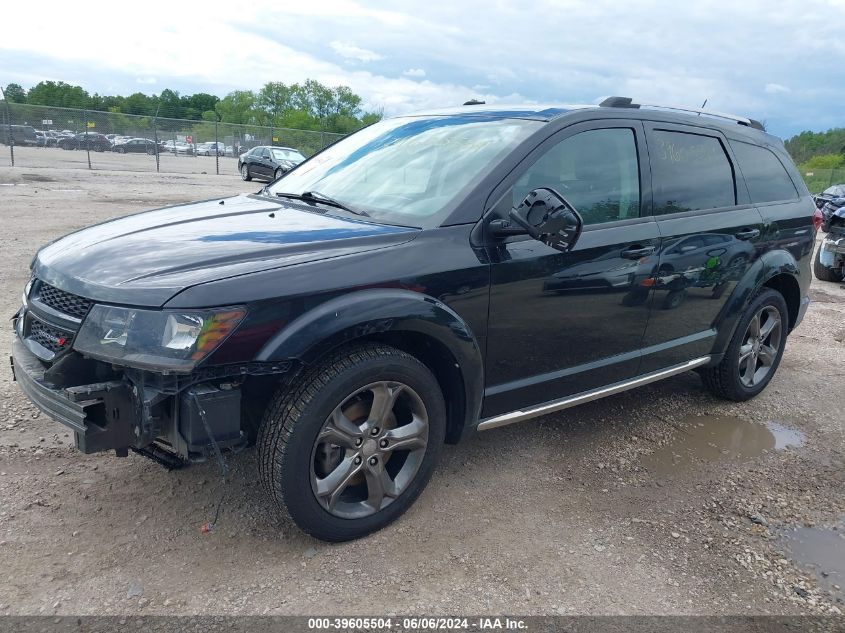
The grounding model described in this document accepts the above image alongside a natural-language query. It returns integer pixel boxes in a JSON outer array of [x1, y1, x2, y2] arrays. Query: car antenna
[[698, 98, 708, 116], [463, 99, 485, 106]]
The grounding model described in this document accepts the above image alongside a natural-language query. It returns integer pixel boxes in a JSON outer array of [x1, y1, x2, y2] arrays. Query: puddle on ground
[[642, 415, 804, 476], [782, 517, 845, 599]]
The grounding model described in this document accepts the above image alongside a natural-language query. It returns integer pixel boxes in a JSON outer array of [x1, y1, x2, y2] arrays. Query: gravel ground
[[0, 166, 843, 616]]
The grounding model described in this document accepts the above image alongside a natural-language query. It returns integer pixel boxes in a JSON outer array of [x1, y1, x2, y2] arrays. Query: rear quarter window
[[729, 141, 799, 203]]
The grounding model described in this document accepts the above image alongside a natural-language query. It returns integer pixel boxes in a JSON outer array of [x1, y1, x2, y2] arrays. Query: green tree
[[258, 82, 295, 120], [215, 90, 259, 124], [27, 81, 90, 109], [785, 128, 845, 164], [123, 92, 157, 116], [804, 153, 845, 169], [3, 83, 27, 103], [182, 93, 219, 120]]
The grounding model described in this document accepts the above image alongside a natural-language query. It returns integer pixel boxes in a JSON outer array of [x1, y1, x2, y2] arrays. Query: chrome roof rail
[[598, 96, 765, 131]]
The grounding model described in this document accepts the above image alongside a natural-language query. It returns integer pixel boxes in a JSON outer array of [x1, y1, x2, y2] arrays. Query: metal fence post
[[2, 94, 14, 167], [153, 104, 160, 173], [84, 109, 92, 170], [215, 119, 219, 175]]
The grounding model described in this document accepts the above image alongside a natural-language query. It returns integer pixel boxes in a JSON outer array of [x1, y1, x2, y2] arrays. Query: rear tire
[[257, 343, 446, 542], [700, 288, 788, 401], [813, 245, 843, 282]]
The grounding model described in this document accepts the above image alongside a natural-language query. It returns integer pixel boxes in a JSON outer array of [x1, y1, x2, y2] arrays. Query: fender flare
[[256, 288, 484, 435], [710, 249, 801, 356]]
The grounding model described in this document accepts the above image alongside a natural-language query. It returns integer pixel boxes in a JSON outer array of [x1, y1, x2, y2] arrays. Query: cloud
[[135, 77, 157, 85], [765, 83, 791, 94], [330, 41, 383, 63], [1, 0, 844, 137]]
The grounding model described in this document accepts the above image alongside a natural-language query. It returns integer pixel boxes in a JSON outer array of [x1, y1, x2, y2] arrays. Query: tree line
[[784, 128, 845, 167], [2, 80, 382, 134]]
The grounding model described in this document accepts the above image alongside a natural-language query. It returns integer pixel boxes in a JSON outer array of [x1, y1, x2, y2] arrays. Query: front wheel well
[[762, 273, 800, 331], [356, 332, 467, 445]]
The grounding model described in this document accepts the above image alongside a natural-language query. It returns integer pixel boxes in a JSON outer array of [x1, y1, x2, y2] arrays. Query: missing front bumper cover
[[11, 337, 135, 453]]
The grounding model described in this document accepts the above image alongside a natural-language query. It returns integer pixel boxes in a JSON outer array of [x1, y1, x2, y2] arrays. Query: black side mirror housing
[[492, 188, 583, 252]]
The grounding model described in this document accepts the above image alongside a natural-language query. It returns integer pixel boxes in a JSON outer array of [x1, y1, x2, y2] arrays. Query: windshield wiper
[[274, 190, 369, 217]]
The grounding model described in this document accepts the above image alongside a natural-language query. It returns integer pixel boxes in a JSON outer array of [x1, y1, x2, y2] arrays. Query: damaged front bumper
[[11, 336, 134, 453], [10, 336, 288, 462]]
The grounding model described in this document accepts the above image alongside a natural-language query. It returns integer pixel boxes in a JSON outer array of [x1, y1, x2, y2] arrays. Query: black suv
[[10, 98, 818, 541]]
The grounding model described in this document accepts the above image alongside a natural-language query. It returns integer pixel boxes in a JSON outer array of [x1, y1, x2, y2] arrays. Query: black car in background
[[57, 133, 112, 152], [11, 99, 818, 542], [113, 138, 165, 155], [238, 145, 306, 181], [0, 124, 38, 146]]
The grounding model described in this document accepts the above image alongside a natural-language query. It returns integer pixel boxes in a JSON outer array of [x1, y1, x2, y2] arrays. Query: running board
[[476, 356, 711, 431]]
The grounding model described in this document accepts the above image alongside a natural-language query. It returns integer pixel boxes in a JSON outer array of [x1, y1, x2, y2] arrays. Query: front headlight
[[73, 305, 246, 373]]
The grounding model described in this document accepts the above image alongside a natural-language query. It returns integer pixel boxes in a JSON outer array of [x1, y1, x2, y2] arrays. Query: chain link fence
[[799, 167, 845, 194], [0, 101, 345, 176]]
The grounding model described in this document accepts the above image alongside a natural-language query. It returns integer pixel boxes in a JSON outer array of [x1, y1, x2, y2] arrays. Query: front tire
[[274, 168, 282, 181], [700, 288, 788, 401], [240, 163, 252, 181], [257, 343, 446, 542]]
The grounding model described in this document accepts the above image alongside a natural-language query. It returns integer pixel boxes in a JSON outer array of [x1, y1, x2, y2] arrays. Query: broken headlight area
[[73, 305, 246, 373]]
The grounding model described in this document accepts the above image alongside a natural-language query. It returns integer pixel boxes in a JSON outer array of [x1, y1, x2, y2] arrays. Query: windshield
[[272, 148, 305, 162], [268, 115, 542, 227]]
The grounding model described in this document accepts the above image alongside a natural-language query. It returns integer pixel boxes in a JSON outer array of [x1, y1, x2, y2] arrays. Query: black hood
[[33, 194, 417, 307]]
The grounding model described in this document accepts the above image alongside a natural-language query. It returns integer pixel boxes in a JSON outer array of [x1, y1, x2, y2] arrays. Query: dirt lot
[[0, 166, 843, 616]]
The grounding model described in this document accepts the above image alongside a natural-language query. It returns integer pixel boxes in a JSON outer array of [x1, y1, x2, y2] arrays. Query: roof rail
[[598, 96, 765, 131]]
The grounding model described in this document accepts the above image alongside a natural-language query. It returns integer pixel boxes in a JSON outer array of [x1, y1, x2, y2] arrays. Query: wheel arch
[[711, 249, 803, 357], [255, 289, 484, 444]]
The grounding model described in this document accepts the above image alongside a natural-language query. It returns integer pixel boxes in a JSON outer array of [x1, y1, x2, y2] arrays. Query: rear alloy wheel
[[240, 163, 252, 181], [700, 288, 788, 401], [258, 343, 445, 541]]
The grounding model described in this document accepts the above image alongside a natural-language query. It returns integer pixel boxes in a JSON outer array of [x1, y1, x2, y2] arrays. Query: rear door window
[[649, 130, 736, 215], [729, 141, 799, 203]]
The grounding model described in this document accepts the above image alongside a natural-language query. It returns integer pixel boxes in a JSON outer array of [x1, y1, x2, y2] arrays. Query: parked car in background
[[0, 124, 38, 146], [162, 140, 196, 156], [813, 184, 845, 209], [44, 131, 62, 147], [197, 141, 225, 156], [113, 138, 164, 154], [33, 131, 48, 147], [815, 204, 845, 282], [57, 133, 112, 152], [238, 145, 306, 181]]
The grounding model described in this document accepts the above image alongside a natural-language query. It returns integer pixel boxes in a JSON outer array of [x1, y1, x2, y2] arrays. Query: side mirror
[[498, 188, 583, 252]]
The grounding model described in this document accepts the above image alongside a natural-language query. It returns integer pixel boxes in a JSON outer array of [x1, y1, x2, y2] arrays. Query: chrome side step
[[476, 356, 711, 431]]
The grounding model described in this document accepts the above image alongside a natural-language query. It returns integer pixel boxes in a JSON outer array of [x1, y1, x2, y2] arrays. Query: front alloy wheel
[[240, 163, 251, 181], [257, 343, 446, 541]]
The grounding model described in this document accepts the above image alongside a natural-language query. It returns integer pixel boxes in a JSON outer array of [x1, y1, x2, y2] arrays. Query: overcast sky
[[2, 0, 843, 138]]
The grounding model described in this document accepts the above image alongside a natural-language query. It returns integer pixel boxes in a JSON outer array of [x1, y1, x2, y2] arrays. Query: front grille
[[29, 318, 73, 354], [35, 282, 92, 320]]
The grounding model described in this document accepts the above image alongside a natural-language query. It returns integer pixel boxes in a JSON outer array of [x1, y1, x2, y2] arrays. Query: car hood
[[33, 194, 418, 307]]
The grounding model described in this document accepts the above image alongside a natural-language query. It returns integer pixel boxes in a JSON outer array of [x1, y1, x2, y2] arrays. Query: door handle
[[735, 228, 761, 241], [621, 245, 655, 259]]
